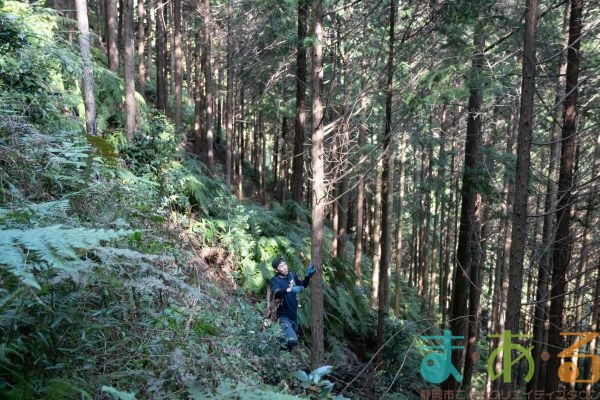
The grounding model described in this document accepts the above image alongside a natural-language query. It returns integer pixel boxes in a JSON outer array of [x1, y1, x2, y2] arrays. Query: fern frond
[[0, 225, 132, 289], [275, 200, 311, 224]]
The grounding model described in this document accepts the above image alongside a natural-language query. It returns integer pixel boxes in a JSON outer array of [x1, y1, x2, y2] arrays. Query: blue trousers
[[278, 316, 298, 350]]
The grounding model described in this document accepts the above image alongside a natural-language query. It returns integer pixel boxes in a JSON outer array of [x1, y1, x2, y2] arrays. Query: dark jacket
[[270, 272, 311, 321]]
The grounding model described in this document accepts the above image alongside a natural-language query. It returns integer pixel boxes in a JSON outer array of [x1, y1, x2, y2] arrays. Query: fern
[[0, 225, 132, 289], [189, 381, 301, 400], [274, 199, 311, 224], [237, 255, 270, 293], [0, 200, 71, 228]]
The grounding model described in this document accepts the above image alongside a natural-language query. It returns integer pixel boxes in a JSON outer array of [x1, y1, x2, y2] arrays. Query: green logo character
[[487, 330, 534, 383]]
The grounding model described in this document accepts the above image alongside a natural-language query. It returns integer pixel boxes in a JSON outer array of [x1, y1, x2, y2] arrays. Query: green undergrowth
[[0, 2, 428, 399]]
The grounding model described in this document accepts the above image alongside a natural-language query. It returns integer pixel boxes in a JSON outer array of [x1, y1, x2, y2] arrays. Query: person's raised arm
[[296, 263, 315, 287]]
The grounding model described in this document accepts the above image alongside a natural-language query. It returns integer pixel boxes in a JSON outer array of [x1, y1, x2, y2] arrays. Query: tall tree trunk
[[584, 268, 600, 396], [437, 106, 449, 322], [173, 0, 183, 131], [258, 112, 266, 204], [582, 133, 600, 394], [166, 1, 173, 106], [353, 14, 368, 287], [216, 63, 222, 143], [145, 0, 152, 88], [185, 24, 194, 103], [137, 0, 145, 97], [277, 83, 288, 202], [280, 120, 289, 202], [75, 0, 96, 136], [155, 0, 167, 112], [106, 0, 119, 71], [329, 17, 340, 260], [123, 0, 136, 139], [441, 21, 484, 392], [394, 130, 407, 315], [430, 145, 440, 319], [251, 109, 258, 166], [545, 0, 583, 394], [410, 147, 419, 289], [502, 0, 538, 393], [529, 5, 568, 392], [488, 106, 517, 396], [193, 35, 203, 157], [202, 0, 214, 173], [464, 141, 492, 386], [416, 145, 425, 300], [420, 142, 432, 315], [225, 0, 234, 188], [462, 192, 485, 387], [118, 0, 124, 52], [291, 0, 308, 205], [375, 0, 395, 367], [370, 161, 383, 307], [238, 84, 245, 199], [95, 0, 105, 47], [441, 122, 456, 327], [336, 1, 351, 260], [309, 0, 325, 370]]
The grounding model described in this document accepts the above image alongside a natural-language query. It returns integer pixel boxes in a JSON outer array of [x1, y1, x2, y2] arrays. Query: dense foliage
[[0, 2, 431, 399]]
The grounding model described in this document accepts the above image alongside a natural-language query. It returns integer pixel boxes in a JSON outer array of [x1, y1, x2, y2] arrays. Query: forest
[[0, 0, 599, 398]]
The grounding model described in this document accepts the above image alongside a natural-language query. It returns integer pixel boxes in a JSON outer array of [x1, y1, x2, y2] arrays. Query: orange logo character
[[557, 332, 599, 383]]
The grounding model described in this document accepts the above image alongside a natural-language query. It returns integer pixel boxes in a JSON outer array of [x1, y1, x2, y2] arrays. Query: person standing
[[270, 257, 315, 350]]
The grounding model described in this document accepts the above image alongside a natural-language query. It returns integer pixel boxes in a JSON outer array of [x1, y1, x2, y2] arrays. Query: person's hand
[[291, 286, 304, 293], [306, 263, 316, 278]]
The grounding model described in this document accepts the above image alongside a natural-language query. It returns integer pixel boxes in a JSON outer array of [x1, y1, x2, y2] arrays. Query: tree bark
[[310, 0, 325, 370], [277, 83, 288, 202], [545, 0, 583, 394], [371, 162, 383, 307], [95, 0, 105, 46], [193, 34, 203, 157], [441, 123, 456, 328], [438, 106, 449, 323], [155, 0, 167, 112], [441, 21, 484, 392], [502, 0, 538, 393], [75, 0, 96, 136], [487, 105, 516, 397], [420, 141, 432, 315], [225, 0, 234, 188], [145, 0, 153, 88], [291, 0, 308, 205], [529, 5, 568, 392], [353, 13, 369, 288], [124, 0, 136, 139], [238, 84, 245, 199], [581, 133, 600, 394], [335, 3, 350, 260], [118, 0, 124, 52], [173, 0, 183, 131], [202, 0, 214, 173], [394, 130, 407, 315], [259, 112, 266, 204], [375, 0, 395, 367], [584, 267, 600, 396], [137, 0, 145, 98], [464, 142, 492, 386], [106, 0, 119, 72]]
